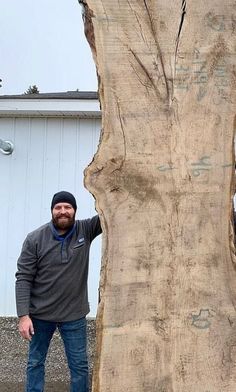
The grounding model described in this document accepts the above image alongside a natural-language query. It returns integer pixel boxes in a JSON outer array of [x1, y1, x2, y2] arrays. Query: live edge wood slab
[[80, 1, 236, 391]]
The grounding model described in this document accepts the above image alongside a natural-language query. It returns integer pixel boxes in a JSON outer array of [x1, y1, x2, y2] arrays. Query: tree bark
[[80, 1, 236, 391]]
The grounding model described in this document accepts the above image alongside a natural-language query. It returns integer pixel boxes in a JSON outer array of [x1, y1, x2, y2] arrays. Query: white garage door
[[0, 116, 101, 316]]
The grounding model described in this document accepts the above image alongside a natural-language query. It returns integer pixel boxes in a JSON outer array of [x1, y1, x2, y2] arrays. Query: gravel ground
[[0, 317, 96, 392]]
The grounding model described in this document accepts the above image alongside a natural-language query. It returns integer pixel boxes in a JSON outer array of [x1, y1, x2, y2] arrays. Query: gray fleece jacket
[[15, 215, 101, 322]]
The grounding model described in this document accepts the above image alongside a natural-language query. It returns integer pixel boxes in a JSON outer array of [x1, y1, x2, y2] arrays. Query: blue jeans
[[26, 317, 88, 392]]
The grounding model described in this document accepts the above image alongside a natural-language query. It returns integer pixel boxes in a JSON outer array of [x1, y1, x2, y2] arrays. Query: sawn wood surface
[[81, 1, 236, 391]]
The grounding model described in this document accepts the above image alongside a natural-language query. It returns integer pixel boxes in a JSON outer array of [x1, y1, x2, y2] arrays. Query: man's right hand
[[18, 315, 34, 341]]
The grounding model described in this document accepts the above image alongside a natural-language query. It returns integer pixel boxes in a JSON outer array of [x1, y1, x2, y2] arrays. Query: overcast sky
[[0, 0, 97, 95]]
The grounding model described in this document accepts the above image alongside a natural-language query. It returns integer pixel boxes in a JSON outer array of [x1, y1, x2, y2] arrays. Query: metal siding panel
[[10, 118, 31, 234], [76, 119, 97, 217], [58, 118, 77, 191], [5, 118, 32, 315], [0, 118, 15, 315], [43, 118, 61, 198], [25, 118, 48, 228]]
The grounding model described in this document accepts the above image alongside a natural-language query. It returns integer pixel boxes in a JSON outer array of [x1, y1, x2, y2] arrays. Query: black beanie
[[51, 191, 77, 211]]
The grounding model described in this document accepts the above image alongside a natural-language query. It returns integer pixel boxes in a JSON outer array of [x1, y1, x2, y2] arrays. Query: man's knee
[[27, 353, 46, 369]]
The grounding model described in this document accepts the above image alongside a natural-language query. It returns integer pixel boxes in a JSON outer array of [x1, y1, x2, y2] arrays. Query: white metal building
[[0, 91, 101, 317]]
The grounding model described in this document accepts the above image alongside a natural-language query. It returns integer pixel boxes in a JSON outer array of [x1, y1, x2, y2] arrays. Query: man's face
[[52, 203, 75, 231]]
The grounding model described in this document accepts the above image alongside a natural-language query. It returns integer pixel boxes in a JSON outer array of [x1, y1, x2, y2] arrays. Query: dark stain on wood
[[79, 0, 96, 56]]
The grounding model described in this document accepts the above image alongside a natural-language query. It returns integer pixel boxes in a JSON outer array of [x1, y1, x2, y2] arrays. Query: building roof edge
[[0, 91, 98, 100]]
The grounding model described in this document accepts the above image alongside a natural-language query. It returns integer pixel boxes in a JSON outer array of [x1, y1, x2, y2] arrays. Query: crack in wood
[[177, 0, 187, 43], [129, 48, 165, 102], [174, 0, 187, 81], [142, 0, 171, 103], [126, 0, 148, 44], [114, 98, 127, 171]]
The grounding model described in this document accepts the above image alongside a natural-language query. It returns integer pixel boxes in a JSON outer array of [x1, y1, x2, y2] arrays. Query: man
[[15, 191, 102, 392]]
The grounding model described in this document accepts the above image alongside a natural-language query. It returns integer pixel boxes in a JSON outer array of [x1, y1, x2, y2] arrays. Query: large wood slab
[[80, 1, 236, 391]]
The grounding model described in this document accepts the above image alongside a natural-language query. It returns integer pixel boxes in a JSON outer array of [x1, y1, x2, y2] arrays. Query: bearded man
[[15, 191, 102, 392]]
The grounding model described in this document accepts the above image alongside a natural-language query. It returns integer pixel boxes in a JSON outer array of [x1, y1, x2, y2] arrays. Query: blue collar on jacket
[[49, 221, 76, 242]]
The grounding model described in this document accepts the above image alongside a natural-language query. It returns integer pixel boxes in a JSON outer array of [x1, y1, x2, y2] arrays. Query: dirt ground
[[0, 317, 96, 392]]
